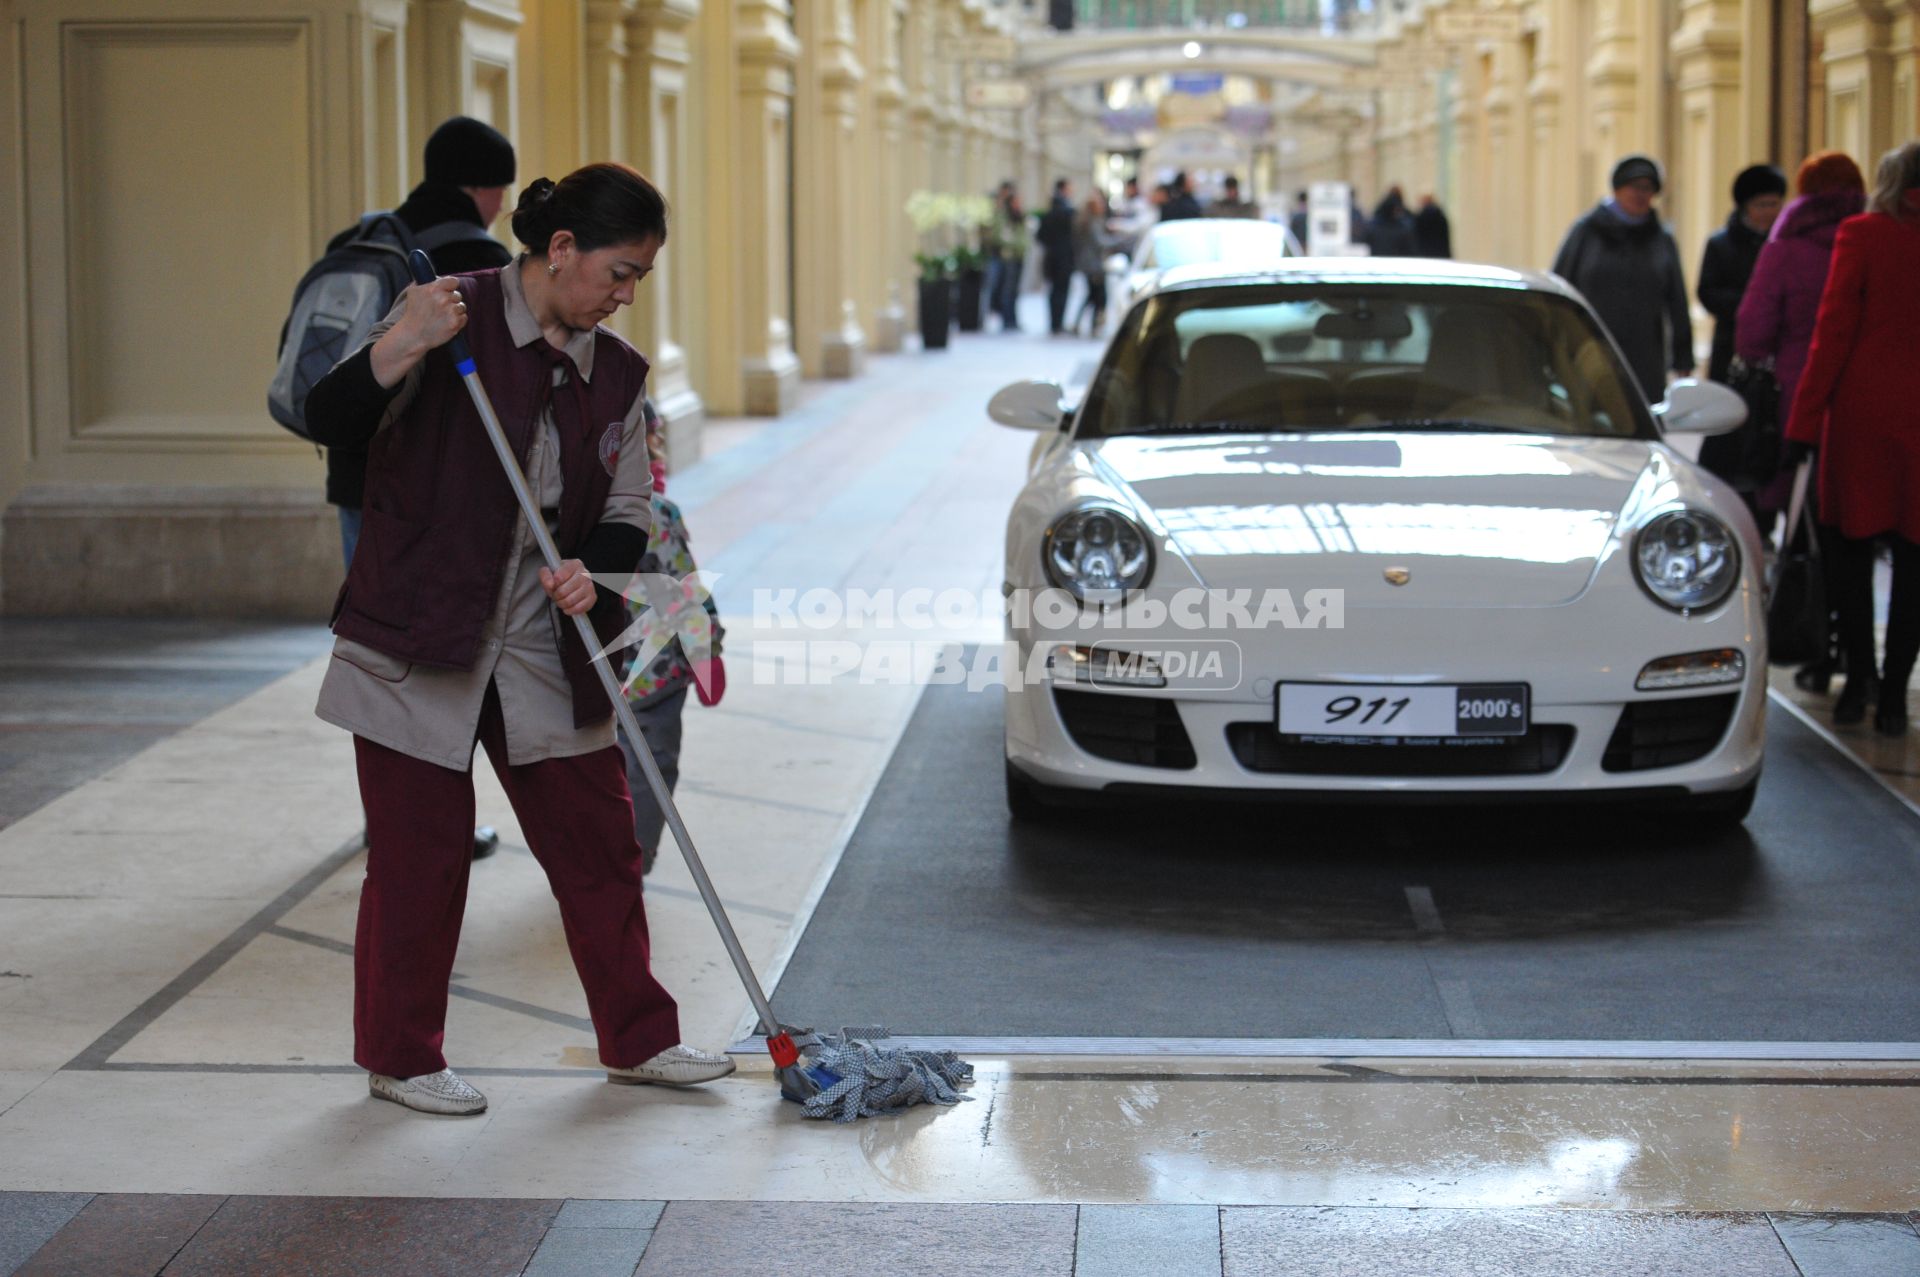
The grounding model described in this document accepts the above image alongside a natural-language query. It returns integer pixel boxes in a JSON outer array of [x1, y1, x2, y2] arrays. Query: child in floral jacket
[[617, 399, 724, 874]]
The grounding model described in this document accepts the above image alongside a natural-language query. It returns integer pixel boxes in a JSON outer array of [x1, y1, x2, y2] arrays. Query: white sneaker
[[368, 1067, 488, 1115], [606, 1044, 737, 1087]]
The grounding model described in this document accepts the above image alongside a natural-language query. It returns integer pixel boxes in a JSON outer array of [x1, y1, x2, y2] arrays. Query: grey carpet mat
[[770, 678, 1920, 1042]]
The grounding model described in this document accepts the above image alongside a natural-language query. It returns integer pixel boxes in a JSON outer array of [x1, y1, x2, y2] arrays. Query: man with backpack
[[274, 115, 517, 860], [322, 116, 516, 565]]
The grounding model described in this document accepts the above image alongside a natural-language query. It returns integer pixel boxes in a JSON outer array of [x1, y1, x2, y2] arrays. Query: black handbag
[[1726, 357, 1782, 487], [1767, 460, 1826, 665]]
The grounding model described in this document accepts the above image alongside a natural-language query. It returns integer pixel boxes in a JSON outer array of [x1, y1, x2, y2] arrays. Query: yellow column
[[415, 0, 524, 138], [794, 0, 867, 378], [1812, 0, 1897, 165], [903, 0, 936, 331], [1450, 54, 1487, 261], [620, 0, 705, 457], [1670, 0, 1754, 290], [1528, 0, 1577, 267], [735, 0, 802, 413], [1587, 0, 1641, 186], [518, 0, 586, 184], [1894, 2, 1918, 141], [860, 0, 909, 351], [1483, 34, 1529, 267]]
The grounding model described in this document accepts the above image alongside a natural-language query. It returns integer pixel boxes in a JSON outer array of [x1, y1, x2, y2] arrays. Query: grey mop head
[[782, 1028, 974, 1123]]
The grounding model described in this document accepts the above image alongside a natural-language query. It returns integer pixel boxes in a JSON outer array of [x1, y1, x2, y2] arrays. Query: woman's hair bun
[[511, 178, 559, 249]]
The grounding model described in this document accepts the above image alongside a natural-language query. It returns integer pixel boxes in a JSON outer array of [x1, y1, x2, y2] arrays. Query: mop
[[406, 252, 971, 1120]]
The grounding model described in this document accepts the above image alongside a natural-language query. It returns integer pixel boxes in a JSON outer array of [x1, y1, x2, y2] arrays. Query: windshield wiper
[[1364, 418, 1547, 433], [1150, 420, 1264, 433]]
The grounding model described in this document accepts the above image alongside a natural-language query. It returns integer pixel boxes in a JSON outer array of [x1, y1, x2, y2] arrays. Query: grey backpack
[[268, 213, 493, 438]]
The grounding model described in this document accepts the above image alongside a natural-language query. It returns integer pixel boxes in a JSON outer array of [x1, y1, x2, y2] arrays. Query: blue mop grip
[[406, 249, 476, 377]]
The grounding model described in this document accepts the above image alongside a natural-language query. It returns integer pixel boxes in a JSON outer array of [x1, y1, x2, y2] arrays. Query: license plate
[[1277, 682, 1530, 738]]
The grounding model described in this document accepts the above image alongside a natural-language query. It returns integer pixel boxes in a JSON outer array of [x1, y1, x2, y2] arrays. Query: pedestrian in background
[[1550, 154, 1695, 401], [1784, 141, 1920, 735], [1365, 187, 1418, 256], [1289, 189, 1310, 248], [993, 186, 1029, 332], [1696, 163, 1787, 526], [1736, 151, 1867, 695], [1161, 171, 1203, 221], [1413, 194, 1452, 258], [1109, 176, 1151, 253], [981, 180, 1014, 335], [617, 399, 724, 877], [1072, 193, 1124, 336], [1699, 164, 1787, 384], [1036, 177, 1077, 335], [1207, 175, 1258, 218], [329, 117, 516, 576]]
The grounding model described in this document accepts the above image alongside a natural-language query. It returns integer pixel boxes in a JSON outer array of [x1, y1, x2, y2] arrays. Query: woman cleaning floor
[[303, 162, 735, 1114]]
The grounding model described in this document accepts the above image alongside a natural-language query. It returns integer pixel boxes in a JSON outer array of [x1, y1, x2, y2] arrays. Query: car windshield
[[1076, 283, 1654, 441], [1145, 221, 1293, 270]]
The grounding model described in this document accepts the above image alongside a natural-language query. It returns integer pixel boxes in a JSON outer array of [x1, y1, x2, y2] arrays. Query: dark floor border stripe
[[63, 834, 368, 1071], [68, 1060, 1920, 1087], [1771, 688, 1920, 821]]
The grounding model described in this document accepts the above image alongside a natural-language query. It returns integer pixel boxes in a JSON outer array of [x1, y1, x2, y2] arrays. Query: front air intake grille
[[1053, 688, 1198, 770], [1226, 723, 1576, 776], [1602, 693, 1740, 772]]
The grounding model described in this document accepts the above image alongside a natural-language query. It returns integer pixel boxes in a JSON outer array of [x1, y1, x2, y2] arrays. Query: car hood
[[1088, 432, 1656, 608]]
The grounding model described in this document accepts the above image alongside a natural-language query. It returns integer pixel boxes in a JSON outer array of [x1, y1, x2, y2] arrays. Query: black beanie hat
[[424, 116, 516, 188], [1732, 163, 1788, 208], [1610, 154, 1664, 193]]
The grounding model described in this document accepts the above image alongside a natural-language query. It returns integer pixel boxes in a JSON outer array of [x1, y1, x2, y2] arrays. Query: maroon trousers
[[352, 683, 680, 1078]]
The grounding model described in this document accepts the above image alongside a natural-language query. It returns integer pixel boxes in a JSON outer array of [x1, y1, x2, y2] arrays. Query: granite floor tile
[[0, 1192, 92, 1276], [1220, 1208, 1801, 1277], [158, 1196, 559, 1277], [636, 1201, 1076, 1276], [521, 1227, 651, 1277], [1074, 1204, 1222, 1277], [1769, 1213, 1920, 1276], [13, 1194, 223, 1277], [550, 1200, 665, 1231]]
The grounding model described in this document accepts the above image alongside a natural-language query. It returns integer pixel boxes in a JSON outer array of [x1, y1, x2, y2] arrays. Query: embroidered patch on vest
[[598, 422, 622, 477]]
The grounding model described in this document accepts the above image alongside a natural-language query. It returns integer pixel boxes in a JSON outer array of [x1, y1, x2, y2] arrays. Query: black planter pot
[[955, 267, 986, 332], [918, 278, 951, 350]]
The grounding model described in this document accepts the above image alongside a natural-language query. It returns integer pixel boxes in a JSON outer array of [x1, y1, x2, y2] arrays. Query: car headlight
[[1632, 509, 1740, 612], [1042, 505, 1154, 599]]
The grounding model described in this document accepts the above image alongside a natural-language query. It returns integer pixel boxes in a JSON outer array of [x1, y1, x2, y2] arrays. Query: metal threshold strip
[[728, 1035, 1920, 1062]]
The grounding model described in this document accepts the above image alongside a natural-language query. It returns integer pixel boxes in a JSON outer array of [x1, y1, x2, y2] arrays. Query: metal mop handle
[[407, 252, 783, 1041]]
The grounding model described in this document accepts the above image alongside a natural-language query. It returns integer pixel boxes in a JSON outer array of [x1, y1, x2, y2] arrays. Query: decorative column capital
[[630, 0, 699, 34], [737, 0, 800, 70]]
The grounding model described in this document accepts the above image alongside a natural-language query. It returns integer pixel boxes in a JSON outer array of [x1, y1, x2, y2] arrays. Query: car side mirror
[[989, 379, 1066, 432], [1655, 378, 1747, 435]]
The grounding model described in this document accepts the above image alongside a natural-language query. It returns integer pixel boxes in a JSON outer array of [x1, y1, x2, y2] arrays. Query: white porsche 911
[[992, 259, 1765, 826]]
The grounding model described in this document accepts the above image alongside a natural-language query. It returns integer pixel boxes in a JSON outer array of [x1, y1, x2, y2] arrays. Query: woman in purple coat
[[1734, 150, 1866, 693]]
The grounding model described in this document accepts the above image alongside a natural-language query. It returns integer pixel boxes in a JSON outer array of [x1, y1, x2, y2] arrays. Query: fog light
[[1636, 649, 1746, 690], [1047, 644, 1167, 688]]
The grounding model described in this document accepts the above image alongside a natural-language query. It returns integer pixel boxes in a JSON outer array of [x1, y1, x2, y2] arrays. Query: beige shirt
[[315, 262, 653, 771]]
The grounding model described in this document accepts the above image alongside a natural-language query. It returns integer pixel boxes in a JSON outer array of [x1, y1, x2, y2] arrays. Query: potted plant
[[952, 245, 986, 332], [951, 195, 998, 333], [907, 192, 957, 350], [914, 251, 954, 349]]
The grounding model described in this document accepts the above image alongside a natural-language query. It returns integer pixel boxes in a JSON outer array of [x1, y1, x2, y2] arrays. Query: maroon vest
[[332, 268, 650, 728]]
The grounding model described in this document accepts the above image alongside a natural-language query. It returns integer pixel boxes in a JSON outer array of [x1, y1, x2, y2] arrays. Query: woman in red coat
[[1784, 141, 1920, 735]]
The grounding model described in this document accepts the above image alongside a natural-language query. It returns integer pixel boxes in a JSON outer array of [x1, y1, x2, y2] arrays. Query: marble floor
[[2, 304, 1917, 1275]]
